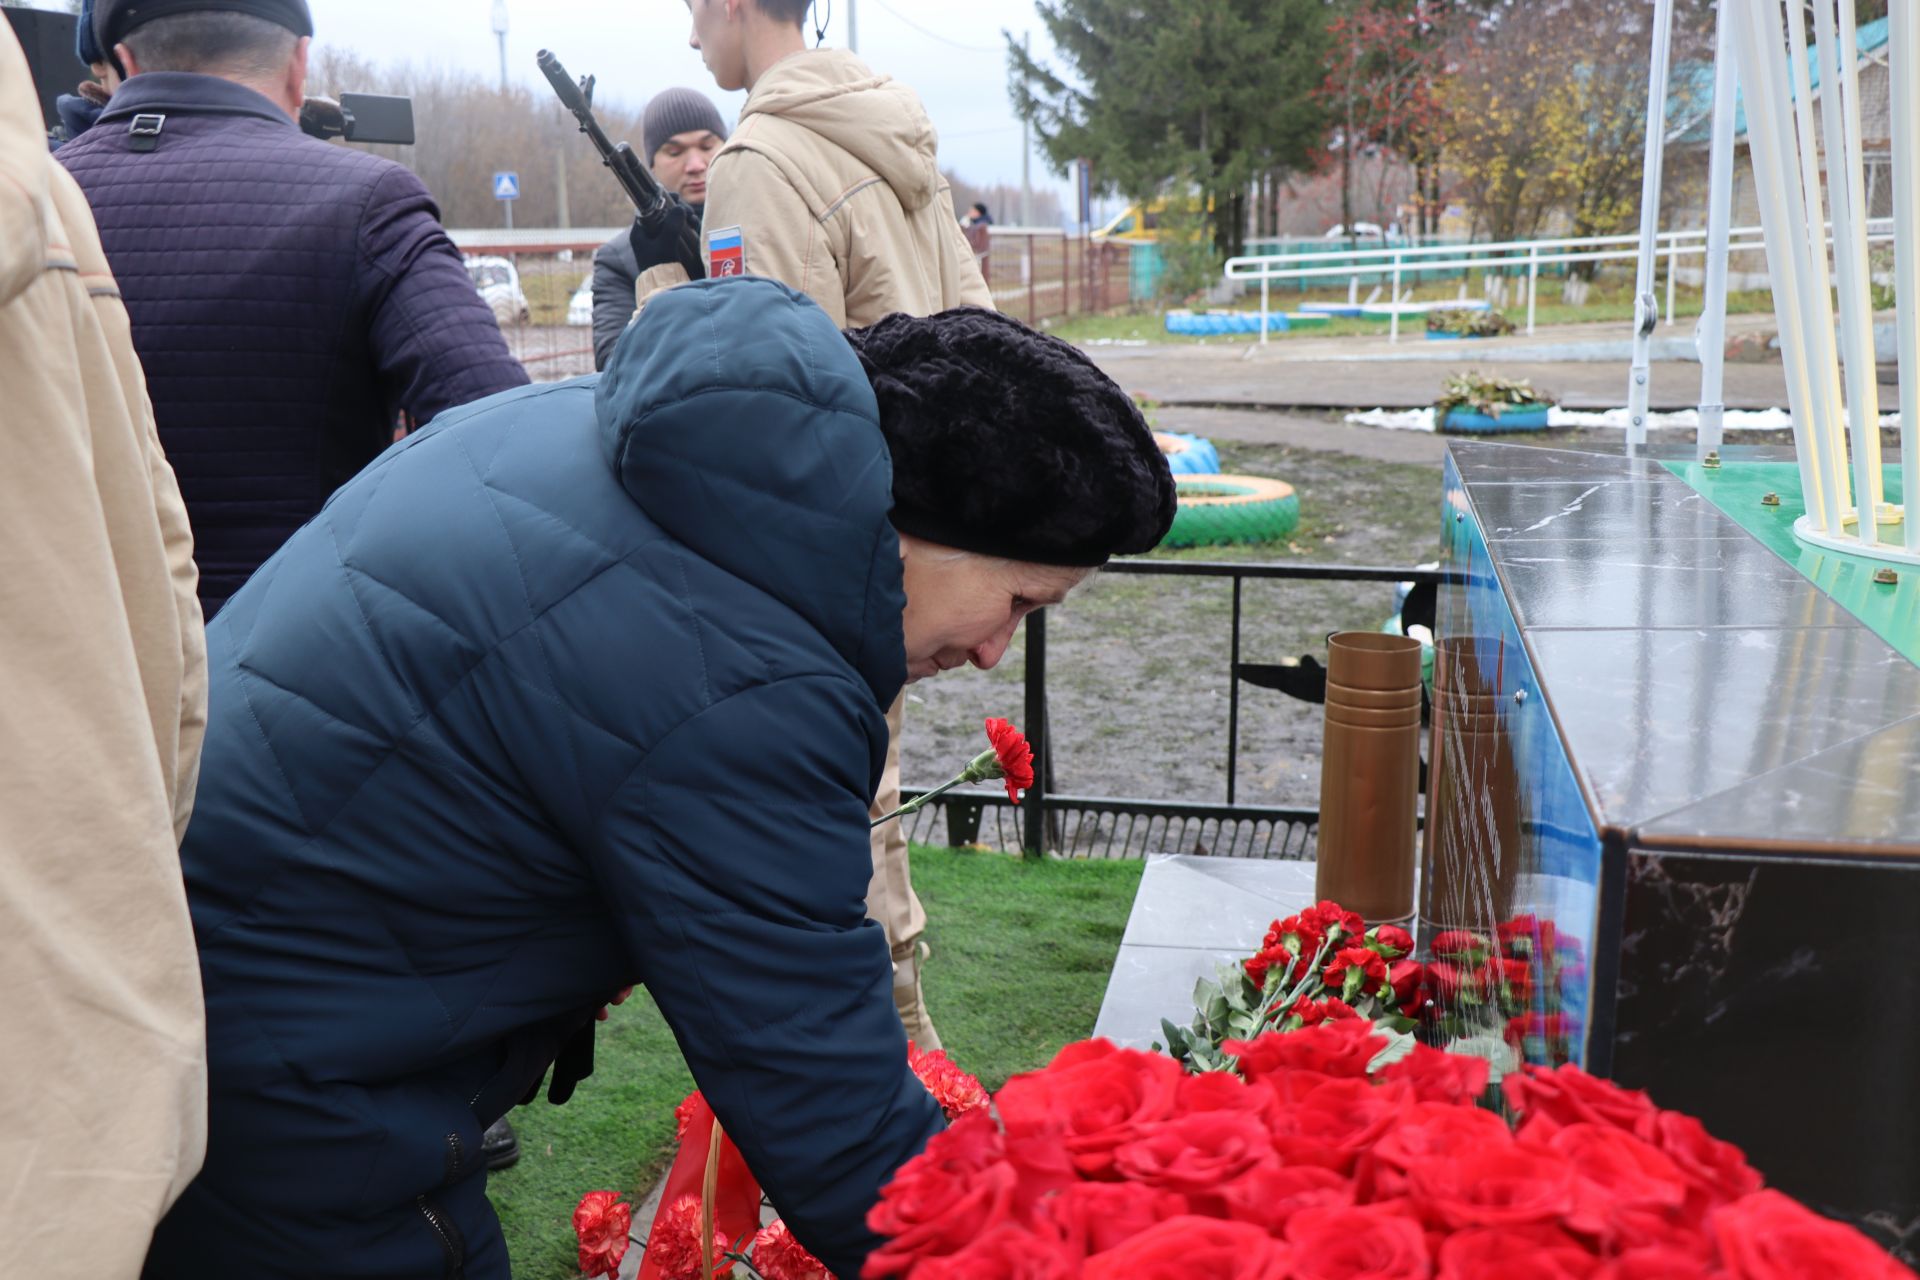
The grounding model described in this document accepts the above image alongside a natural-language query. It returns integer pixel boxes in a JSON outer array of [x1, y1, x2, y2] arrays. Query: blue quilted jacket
[[142, 278, 942, 1280], [60, 73, 528, 611]]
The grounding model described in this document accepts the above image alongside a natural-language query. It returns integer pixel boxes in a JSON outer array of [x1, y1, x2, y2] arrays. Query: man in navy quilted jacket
[[60, 0, 528, 616]]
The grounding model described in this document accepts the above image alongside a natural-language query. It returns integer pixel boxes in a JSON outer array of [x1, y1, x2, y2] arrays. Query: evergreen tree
[[1008, 0, 1329, 260]]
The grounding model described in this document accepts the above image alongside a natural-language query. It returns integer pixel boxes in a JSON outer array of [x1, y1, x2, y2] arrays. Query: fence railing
[[981, 227, 1140, 324], [1223, 219, 1897, 343], [898, 559, 1449, 860]]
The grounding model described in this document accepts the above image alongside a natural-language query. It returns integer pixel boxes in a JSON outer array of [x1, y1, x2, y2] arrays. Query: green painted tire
[[1162, 474, 1301, 548]]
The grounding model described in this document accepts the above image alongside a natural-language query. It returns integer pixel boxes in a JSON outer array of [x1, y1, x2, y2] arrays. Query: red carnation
[[1428, 929, 1490, 962], [646, 1195, 728, 1280], [1324, 945, 1389, 1001], [1269, 913, 1329, 959], [910, 1041, 990, 1119], [749, 1220, 829, 1280], [1370, 923, 1416, 958], [1244, 944, 1290, 992], [984, 717, 1035, 804], [572, 1190, 633, 1280], [1306, 899, 1366, 941], [1290, 995, 1362, 1028]]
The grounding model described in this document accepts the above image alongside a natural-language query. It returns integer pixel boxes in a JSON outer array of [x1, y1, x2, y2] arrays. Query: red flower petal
[[985, 717, 1035, 804]]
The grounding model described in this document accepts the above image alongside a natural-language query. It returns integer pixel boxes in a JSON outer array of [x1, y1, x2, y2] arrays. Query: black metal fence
[[899, 559, 1447, 860]]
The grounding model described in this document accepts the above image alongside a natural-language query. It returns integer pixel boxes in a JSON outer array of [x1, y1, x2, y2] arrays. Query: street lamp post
[[491, 0, 509, 93]]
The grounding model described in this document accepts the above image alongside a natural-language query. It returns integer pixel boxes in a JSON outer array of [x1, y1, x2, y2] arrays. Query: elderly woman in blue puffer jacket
[[142, 277, 1175, 1280]]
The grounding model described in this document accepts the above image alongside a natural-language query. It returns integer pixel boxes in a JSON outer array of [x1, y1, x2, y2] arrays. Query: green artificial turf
[[489, 845, 1145, 1277]]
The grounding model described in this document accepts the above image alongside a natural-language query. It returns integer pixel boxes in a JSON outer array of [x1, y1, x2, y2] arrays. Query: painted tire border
[[1162, 473, 1301, 548]]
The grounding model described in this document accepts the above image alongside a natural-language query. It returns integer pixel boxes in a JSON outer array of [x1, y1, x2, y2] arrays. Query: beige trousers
[[868, 693, 939, 1049]]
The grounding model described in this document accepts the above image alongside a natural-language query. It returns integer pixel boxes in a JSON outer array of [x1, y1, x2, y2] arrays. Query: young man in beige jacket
[[655, 0, 996, 1048], [0, 20, 209, 1276]]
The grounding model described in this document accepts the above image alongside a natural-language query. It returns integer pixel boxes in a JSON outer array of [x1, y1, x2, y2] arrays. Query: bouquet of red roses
[[861, 1023, 1915, 1279]]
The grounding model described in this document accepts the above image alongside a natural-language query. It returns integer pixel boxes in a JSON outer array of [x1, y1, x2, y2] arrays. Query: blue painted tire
[[1165, 311, 1288, 336], [1162, 474, 1300, 549], [1154, 431, 1222, 475], [1437, 403, 1553, 434]]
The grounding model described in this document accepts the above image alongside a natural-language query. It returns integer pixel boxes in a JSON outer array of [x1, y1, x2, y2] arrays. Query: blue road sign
[[493, 171, 520, 201]]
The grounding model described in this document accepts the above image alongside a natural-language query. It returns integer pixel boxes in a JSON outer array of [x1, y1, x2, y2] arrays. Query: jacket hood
[[595, 278, 905, 703], [740, 50, 940, 212]]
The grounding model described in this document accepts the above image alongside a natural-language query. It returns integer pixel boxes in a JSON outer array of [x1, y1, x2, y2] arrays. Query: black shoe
[[482, 1117, 521, 1171]]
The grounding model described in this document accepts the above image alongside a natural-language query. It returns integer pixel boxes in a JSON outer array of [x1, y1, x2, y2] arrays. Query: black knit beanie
[[96, 0, 313, 52], [843, 309, 1177, 567], [643, 88, 728, 163]]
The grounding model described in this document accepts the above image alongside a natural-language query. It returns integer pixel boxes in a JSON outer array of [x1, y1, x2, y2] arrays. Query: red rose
[[1594, 1248, 1721, 1279], [1290, 996, 1362, 1029], [994, 1039, 1185, 1178], [1032, 1183, 1188, 1258], [909, 1042, 990, 1120], [984, 717, 1035, 804], [1530, 1123, 1687, 1239], [1111, 1110, 1277, 1206], [1175, 1068, 1273, 1115], [749, 1221, 830, 1280], [910, 1223, 1080, 1280], [646, 1195, 729, 1280], [1285, 1204, 1431, 1280], [1220, 1165, 1354, 1234], [1409, 1144, 1580, 1229], [864, 1111, 1019, 1277], [1082, 1217, 1292, 1280], [1265, 1075, 1414, 1174], [1651, 1110, 1763, 1210], [1361, 1101, 1510, 1200], [1428, 929, 1490, 962], [1371, 923, 1415, 958], [1226, 1021, 1388, 1084], [572, 1190, 633, 1280], [1505, 1065, 1659, 1141], [1387, 960, 1428, 1018], [1325, 946, 1390, 1001], [1436, 1226, 1599, 1280], [1711, 1190, 1914, 1280], [1378, 1041, 1491, 1105]]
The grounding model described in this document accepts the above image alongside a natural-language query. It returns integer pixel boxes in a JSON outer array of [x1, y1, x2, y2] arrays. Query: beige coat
[[0, 22, 210, 1276], [639, 49, 994, 327]]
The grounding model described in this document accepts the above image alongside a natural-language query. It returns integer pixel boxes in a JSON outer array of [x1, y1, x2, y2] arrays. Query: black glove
[[630, 194, 707, 282]]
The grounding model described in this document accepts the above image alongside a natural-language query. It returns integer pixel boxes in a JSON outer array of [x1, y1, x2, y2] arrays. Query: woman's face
[[898, 537, 1091, 683], [685, 0, 748, 93]]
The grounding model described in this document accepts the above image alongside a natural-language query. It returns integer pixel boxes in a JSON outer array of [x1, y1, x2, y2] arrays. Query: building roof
[[1670, 15, 1890, 147]]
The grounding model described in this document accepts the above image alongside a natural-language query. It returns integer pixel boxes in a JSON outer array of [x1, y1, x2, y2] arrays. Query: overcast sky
[[309, 0, 1087, 223]]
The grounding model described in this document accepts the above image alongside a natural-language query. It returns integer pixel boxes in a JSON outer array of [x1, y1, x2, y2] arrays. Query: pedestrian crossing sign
[[493, 172, 520, 201]]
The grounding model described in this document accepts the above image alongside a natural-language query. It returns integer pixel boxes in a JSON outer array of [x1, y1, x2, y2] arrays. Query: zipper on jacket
[[418, 1131, 468, 1278]]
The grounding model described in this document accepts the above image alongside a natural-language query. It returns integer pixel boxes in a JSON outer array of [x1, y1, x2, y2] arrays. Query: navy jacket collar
[[98, 72, 292, 127]]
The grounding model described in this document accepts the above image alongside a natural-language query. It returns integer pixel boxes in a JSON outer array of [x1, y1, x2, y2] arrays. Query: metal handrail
[[1224, 219, 1895, 343], [907, 559, 1449, 858]]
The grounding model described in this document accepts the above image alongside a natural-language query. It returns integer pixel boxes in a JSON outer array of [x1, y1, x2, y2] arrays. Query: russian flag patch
[[707, 225, 745, 277]]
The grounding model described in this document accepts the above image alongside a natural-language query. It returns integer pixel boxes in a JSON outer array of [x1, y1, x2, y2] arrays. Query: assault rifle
[[538, 49, 704, 278]]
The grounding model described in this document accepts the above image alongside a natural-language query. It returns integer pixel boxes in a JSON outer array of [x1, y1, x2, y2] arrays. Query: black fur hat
[[843, 309, 1176, 566]]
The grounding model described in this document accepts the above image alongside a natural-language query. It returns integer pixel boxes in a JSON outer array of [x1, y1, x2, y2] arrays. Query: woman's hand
[[596, 987, 635, 1022]]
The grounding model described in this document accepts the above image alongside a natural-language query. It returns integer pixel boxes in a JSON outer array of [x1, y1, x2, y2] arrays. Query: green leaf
[[1365, 1027, 1418, 1073]]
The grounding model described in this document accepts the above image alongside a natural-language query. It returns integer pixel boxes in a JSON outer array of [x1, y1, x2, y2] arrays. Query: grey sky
[[310, 0, 1085, 223]]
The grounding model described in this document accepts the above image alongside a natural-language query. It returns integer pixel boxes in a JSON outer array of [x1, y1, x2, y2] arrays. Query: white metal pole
[[1666, 236, 1677, 325], [1696, 0, 1738, 462], [1735, 0, 1841, 531], [1787, 0, 1852, 505], [1261, 275, 1269, 344], [1021, 32, 1033, 228], [847, 0, 857, 52], [1626, 0, 1676, 450], [1892, 0, 1920, 550], [1835, 0, 1885, 517], [1528, 245, 1539, 335], [1391, 253, 1402, 342]]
